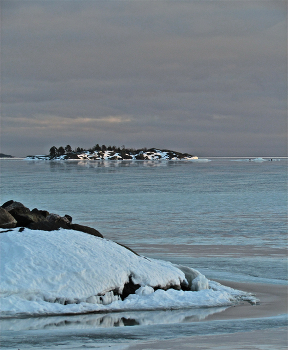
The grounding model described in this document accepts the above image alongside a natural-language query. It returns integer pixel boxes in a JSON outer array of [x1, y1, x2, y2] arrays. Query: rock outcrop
[[0, 207, 17, 228], [0, 200, 103, 238], [0, 200, 211, 304]]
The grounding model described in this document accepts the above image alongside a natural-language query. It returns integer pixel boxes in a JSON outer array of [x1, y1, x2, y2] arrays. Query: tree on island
[[49, 145, 66, 158], [57, 146, 65, 156], [65, 145, 72, 153], [49, 146, 58, 158], [93, 144, 101, 151]]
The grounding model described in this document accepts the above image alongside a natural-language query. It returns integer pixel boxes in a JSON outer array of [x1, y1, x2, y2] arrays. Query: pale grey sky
[[1, 0, 287, 157]]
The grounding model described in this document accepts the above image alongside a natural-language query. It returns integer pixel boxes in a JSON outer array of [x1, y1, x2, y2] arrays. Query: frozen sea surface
[[0, 158, 287, 348]]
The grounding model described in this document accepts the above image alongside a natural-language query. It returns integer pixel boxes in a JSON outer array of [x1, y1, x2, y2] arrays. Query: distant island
[[26, 144, 198, 161], [0, 153, 14, 158]]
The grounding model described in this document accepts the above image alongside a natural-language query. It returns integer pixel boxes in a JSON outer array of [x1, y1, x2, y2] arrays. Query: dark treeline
[[0, 153, 14, 158]]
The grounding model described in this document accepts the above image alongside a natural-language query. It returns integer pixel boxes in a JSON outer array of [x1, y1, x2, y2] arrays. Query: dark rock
[[1, 201, 103, 237], [64, 153, 80, 160], [31, 208, 50, 218], [153, 283, 181, 292], [121, 275, 141, 300], [46, 213, 71, 229], [2, 200, 27, 212], [0, 207, 17, 228], [9, 207, 31, 226], [70, 223, 103, 238], [122, 318, 140, 326], [9, 206, 30, 216], [28, 221, 63, 231], [10, 206, 45, 227], [27, 211, 70, 231], [115, 242, 139, 256], [1, 200, 14, 208], [64, 214, 72, 223], [27, 213, 71, 231]]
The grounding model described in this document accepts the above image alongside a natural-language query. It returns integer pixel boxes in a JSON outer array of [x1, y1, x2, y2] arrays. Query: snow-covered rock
[[0, 228, 258, 317]]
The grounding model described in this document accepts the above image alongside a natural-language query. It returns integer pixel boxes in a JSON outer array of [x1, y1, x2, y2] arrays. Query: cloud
[[211, 114, 235, 121], [1, 0, 286, 157]]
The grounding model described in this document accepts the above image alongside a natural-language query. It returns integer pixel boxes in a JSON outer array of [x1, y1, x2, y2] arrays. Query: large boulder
[[2, 200, 27, 212], [28, 213, 71, 231], [9, 206, 47, 227], [31, 208, 50, 218], [47, 213, 71, 226], [0, 207, 17, 228]]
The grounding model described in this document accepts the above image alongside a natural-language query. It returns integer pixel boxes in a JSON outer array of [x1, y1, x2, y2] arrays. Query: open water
[[0, 157, 287, 348]]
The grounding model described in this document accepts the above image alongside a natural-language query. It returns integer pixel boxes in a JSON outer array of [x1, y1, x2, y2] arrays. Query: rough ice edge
[[1, 285, 258, 318]]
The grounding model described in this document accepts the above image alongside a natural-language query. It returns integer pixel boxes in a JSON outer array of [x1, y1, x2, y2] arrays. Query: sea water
[[0, 158, 287, 348], [1, 158, 286, 280]]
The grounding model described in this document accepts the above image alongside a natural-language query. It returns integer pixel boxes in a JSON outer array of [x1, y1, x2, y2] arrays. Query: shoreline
[[1, 270, 286, 350], [206, 280, 287, 321], [123, 280, 287, 350], [2, 280, 286, 322]]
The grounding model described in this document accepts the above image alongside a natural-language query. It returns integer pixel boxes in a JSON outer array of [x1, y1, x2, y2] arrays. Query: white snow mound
[[0, 228, 258, 317]]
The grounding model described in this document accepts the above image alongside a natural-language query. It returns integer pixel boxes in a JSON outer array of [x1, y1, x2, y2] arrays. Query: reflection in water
[[2, 306, 228, 332], [46, 159, 193, 171]]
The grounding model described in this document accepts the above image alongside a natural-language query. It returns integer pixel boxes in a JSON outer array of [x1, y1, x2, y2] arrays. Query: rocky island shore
[[26, 146, 198, 161]]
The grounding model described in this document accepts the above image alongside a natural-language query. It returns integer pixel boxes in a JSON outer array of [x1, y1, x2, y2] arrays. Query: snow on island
[[25, 148, 199, 161], [0, 228, 258, 318]]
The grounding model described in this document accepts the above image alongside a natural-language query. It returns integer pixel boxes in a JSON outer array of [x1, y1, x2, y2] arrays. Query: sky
[[1, 0, 287, 157]]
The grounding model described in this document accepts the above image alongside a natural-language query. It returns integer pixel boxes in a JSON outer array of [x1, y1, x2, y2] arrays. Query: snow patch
[[135, 286, 154, 296]]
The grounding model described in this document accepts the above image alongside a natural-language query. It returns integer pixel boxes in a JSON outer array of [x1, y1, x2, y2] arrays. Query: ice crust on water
[[0, 228, 258, 317]]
